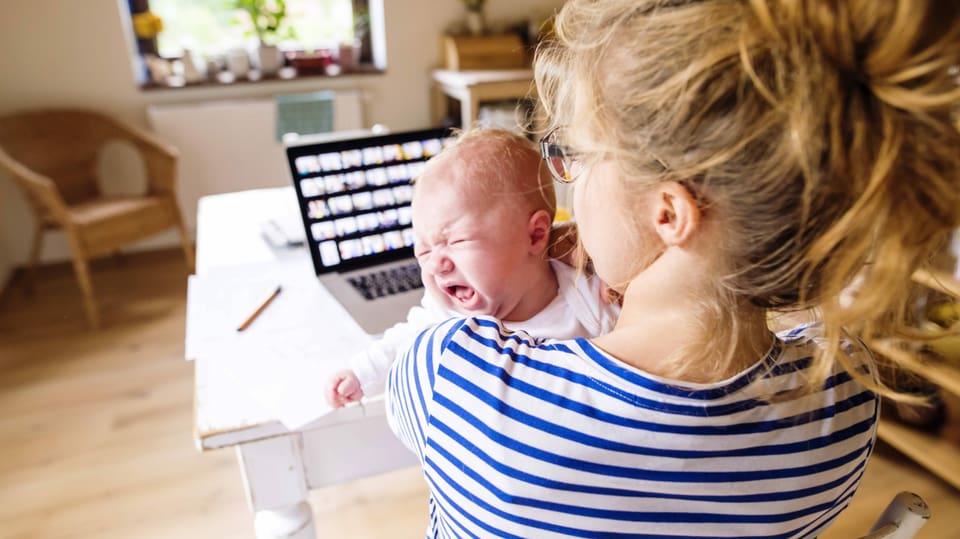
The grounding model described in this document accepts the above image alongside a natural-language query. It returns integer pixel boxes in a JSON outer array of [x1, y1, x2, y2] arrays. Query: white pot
[[181, 49, 206, 84], [257, 44, 282, 76], [337, 42, 361, 70], [226, 48, 251, 78]]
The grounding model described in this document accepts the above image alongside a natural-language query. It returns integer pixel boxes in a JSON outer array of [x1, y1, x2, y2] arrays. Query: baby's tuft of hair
[[414, 127, 557, 221]]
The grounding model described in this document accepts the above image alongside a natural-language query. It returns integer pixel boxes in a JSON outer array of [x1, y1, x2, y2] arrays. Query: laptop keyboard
[[347, 261, 423, 300]]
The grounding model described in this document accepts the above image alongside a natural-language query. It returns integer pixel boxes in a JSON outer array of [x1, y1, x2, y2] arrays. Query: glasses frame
[[539, 126, 584, 184]]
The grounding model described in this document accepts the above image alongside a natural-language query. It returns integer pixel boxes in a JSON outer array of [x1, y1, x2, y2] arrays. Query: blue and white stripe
[[387, 317, 879, 539]]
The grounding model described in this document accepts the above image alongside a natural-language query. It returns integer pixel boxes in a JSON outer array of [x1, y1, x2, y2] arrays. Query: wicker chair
[[0, 109, 194, 329]]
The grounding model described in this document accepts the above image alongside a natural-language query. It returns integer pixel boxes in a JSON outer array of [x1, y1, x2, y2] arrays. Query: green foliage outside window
[[232, 0, 295, 46], [151, 0, 354, 58]]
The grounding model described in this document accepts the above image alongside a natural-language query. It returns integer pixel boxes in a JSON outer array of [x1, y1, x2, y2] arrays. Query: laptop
[[285, 127, 454, 335]]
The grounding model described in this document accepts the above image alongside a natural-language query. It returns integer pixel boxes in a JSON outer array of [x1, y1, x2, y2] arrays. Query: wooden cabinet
[[441, 34, 528, 71], [880, 268, 960, 490]]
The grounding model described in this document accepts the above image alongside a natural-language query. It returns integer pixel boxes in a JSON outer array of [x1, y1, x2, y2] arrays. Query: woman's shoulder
[[419, 315, 584, 369], [774, 320, 841, 345], [431, 315, 564, 349], [775, 321, 873, 362], [770, 321, 878, 394]]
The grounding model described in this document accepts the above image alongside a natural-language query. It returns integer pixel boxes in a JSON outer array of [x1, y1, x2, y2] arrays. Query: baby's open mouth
[[446, 284, 476, 303]]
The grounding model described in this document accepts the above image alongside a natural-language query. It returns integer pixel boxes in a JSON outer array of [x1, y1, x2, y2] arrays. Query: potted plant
[[462, 0, 486, 36], [233, 0, 294, 76], [338, 4, 370, 71]]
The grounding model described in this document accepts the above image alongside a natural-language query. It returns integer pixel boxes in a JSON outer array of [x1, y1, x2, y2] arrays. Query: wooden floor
[[0, 249, 958, 539]]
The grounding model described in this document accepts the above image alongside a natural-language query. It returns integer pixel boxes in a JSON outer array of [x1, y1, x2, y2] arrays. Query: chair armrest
[[101, 115, 180, 196], [0, 146, 70, 222]]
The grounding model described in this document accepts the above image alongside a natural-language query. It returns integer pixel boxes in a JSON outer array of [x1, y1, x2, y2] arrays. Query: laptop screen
[[286, 128, 454, 275]]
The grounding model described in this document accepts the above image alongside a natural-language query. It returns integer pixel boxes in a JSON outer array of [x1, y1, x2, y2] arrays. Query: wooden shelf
[[912, 268, 960, 299], [924, 356, 960, 398], [877, 418, 960, 490], [873, 269, 960, 491]]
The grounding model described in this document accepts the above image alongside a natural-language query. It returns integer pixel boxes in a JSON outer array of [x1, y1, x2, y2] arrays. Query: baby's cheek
[[458, 249, 490, 274], [422, 275, 440, 294], [423, 278, 451, 304]]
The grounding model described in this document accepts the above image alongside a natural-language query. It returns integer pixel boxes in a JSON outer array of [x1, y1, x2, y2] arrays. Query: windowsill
[[140, 64, 385, 92]]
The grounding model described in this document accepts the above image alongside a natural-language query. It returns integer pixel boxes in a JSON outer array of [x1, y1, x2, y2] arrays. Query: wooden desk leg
[[461, 92, 479, 130], [431, 83, 446, 126], [238, 435, 317, 539]]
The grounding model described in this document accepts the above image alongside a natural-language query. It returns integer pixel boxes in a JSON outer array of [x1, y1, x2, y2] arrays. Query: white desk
[[191, 187, 417, 539], [431, 68, 534, 129]]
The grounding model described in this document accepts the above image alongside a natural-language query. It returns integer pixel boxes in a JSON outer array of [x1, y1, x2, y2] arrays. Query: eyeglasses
[[539, 127, 585, 184]]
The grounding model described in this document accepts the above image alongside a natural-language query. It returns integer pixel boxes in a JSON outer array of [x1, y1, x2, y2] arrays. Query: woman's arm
[[385, 317, 466, 461]]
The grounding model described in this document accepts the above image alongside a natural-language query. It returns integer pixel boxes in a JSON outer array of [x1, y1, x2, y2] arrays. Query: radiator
[[147, 90, 365, 232]]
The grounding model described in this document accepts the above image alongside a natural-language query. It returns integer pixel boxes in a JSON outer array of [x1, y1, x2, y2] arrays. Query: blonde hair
[[415, 127, 556, 220], [535, 0, 960, 397]]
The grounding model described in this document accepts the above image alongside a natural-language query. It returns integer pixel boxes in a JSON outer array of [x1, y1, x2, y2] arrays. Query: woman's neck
[[593, 245, 772, 383]]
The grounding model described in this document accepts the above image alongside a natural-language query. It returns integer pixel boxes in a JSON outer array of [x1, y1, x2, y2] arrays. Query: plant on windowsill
[[334, 3, 369, 72], [232, 0, 295, 76], [461, 0, 486, 36]]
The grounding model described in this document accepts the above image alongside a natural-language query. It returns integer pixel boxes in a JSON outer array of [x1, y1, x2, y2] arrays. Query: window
[[127, 0, 380, 88]]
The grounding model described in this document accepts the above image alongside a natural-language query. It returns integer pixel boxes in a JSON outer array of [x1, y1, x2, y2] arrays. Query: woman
[[388, 0, 960, 537]]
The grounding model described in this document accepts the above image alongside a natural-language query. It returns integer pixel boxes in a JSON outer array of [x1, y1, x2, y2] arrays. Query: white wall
[[0, 0, 562, 284]]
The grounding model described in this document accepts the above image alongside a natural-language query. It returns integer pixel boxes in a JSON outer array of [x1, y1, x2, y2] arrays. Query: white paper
[[216, 324, 370, 429], [186, 258, 373, 429]]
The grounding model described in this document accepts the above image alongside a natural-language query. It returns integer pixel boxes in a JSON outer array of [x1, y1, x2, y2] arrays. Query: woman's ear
[[652, 182, 700, 246], [527, 209, 554, 255]]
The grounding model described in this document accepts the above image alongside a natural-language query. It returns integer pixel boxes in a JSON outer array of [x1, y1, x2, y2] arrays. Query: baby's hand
[[324, 369, 364, 408]]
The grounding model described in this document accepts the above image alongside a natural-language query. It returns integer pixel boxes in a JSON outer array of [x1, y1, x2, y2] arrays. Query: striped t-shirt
[[386, 317, 879, 539]]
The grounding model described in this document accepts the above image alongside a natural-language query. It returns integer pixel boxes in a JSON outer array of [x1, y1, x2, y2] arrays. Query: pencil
[[236, 285, 282, 332]]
